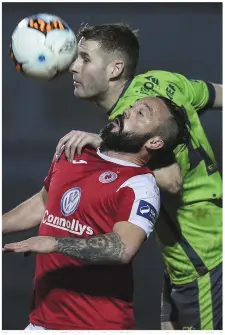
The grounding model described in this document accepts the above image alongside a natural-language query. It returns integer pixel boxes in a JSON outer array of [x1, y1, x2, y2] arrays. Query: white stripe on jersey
[[117, 173, 160, 238]]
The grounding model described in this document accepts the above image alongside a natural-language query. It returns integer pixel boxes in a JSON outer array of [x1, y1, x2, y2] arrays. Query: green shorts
[[161, 263, 222, 330]]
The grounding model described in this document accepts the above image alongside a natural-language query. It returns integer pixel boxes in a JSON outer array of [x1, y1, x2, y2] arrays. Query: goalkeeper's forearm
[[2, 187, 47, 235]]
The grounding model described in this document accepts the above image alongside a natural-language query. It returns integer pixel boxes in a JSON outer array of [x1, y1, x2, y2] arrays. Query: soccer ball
[[10, 13, 77, 80]]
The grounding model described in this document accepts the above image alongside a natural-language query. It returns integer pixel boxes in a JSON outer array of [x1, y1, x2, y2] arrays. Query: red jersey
[[29, 148, 160, 330]]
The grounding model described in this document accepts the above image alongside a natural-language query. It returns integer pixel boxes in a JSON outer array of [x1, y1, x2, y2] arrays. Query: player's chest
[[49, 159, 124, 209]]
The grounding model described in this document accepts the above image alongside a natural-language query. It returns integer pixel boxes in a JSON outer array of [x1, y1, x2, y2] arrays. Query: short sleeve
[[179, 78, 215, 110], [115, 173, 160, 239]]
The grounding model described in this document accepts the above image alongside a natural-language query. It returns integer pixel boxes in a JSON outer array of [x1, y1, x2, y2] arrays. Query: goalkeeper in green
[[45, 24, 223, 329]]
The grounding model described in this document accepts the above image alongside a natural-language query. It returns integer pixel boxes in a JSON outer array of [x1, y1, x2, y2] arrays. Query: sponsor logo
[[99, 171, 118, 184], [166, 83, 176, 100], [61, 187, 81, 216], [138, 75, 160, 95], [42, 210, 93, 235], [137, 200, 157, 223]]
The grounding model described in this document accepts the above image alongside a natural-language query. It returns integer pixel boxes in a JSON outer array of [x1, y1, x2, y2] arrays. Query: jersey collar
[[96, 148, 141, 167], [107, 78, 133, 117]]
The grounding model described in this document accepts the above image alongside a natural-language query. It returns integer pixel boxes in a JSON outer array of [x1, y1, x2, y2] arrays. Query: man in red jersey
[[3, 97, 187, 330]]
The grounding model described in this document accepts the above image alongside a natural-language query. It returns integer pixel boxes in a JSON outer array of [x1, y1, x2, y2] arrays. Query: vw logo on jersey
[[99, 171, 118, 184], [61, 187, 81, 216]]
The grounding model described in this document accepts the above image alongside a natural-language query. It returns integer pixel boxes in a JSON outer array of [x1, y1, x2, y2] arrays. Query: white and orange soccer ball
[[10, 13, 77, 80]]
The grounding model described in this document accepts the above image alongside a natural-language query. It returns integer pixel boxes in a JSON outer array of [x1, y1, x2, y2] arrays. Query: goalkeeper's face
[[100, 97, 172, 154], [70, 38, 116, 99]]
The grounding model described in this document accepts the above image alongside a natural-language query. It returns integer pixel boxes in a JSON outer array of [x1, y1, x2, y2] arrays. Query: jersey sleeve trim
[[205, 82, 216, 108], [107, 79, 133, 117]]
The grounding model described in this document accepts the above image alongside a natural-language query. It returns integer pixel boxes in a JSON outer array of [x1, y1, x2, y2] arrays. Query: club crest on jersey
[[61, 187, 81, 216], [99, 171, 118, 184]]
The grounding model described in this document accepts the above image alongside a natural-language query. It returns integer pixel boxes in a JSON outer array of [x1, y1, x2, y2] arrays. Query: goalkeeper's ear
[[107, 59, 124, 80]]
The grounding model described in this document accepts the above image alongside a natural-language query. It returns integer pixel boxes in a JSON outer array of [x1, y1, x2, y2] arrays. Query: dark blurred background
[[2, 2, 222, 330]]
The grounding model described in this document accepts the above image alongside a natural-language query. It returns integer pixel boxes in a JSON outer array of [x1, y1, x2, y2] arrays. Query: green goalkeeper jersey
[[108, 70, 222, 285]]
